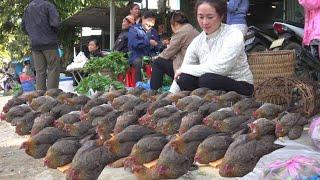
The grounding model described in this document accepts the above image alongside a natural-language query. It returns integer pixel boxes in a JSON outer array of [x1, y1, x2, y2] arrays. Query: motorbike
[[270, 21, 304, 51], [0, 57, 33, 94], [270, 21, 320, 80], [245, 26, 275, 52], [0, 66, 20, 94]]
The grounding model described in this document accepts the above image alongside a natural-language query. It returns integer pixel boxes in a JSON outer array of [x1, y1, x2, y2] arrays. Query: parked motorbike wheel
[[283, 42, 301, 51]]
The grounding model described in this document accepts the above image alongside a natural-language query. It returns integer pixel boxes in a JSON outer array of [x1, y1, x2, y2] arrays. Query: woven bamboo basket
[[247, 50, 295, 87], [254, 77, 320, 117]]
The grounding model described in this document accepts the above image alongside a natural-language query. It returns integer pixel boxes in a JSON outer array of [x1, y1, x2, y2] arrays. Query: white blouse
[[169, 23, 253, 93]]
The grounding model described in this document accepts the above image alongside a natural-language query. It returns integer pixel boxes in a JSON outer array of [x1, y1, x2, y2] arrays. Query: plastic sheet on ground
[[310, 117, 320, 150], [242, 129, 320, 180]]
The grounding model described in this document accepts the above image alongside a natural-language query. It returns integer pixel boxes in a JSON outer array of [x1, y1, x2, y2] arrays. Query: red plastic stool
[[124, 64, 153, 87], [125, 66, 136, 87]]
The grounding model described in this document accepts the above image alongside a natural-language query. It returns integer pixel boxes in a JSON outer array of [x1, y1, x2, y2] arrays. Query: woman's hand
[[150, 39, 158, 47], [174, 69, 182, 80], [151, 56, 159, 61]]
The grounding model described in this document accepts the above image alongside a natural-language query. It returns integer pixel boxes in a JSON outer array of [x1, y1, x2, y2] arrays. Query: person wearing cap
[[113, 15, 135, 53]]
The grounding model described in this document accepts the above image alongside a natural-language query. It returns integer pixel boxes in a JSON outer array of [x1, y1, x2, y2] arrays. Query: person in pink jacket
[[298, 0, 320, 47]]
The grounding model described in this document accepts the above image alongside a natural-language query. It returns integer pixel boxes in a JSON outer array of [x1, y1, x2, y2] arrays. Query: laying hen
[[20, 127, 69, 159]]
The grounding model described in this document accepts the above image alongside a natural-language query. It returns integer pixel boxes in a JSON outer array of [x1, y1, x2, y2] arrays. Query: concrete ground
[[0, 95, 237, 180], [0, 96, 65, 180]]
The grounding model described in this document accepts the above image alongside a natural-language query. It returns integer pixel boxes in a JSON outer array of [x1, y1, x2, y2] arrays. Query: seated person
[[158, 24, 166, 36], [128, 10, 158, 83], [88, 39, 103, 58], [157, 33, 171, 53], [170, 0, 254, 96], [113, 15, 135, 53], [73, 39, 102, 85], [150, 11, 199, 90], [147, 26, 161, 56], [160, 33, 170, 46]]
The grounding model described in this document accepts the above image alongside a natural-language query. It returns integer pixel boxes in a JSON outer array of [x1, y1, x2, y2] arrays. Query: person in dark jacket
[[147, 27, 161, 56], [88, 39, 103, 58], [22, 0, 61, 91], [128, 10, 158, 83], [113, 15, 135, 53]]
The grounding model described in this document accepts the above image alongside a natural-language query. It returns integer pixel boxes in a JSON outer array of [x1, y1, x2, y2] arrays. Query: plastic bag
[[73, 51, 88, 63], [309, 117, 320, 149], [66, 51, 89, 71], [135, 80, 150, 90], [261, 155, 320, 180], [125, 66, 135, 87]]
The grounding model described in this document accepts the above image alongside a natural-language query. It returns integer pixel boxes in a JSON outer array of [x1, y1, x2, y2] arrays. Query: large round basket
[[254, 77, 320, 117], [247, 50, 296, 87]]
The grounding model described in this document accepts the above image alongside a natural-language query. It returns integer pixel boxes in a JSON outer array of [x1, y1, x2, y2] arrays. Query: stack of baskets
[[247, 50, 296, 87], [248, 50, 319, 117]]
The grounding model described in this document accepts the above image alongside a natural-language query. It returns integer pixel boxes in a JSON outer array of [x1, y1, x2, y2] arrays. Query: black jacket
[[22, 0, 61, 51], [90, 51, 103, 58], [113, 29, 129, 53]]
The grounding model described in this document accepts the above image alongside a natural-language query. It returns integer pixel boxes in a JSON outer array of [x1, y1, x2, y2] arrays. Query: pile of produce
[[75, 51, 128, 94], [0, 87, 311, 179], [83, 51, 129, 77], [74, 73, 124, 94]]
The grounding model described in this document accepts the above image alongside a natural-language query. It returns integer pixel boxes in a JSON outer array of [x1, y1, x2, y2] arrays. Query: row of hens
[[1, 87, 309, 179]]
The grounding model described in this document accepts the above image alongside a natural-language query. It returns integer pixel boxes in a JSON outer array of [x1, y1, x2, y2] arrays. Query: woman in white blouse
[[170, 0, 254, 96]]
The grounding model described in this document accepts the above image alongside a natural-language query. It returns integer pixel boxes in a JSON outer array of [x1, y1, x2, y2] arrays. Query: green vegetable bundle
[[83, 51, 129, 78], [74, 73, 124, 94]]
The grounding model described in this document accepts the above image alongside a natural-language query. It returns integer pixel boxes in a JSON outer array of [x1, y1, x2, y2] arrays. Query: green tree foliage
[[0, 0, 127, 60], [0, 1, 29, 60]]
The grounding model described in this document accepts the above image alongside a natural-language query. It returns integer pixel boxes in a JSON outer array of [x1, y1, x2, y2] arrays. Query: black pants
[[176, 73, 254, 96], [150, 57, 174, 90], [132, 58, 143, 83]]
